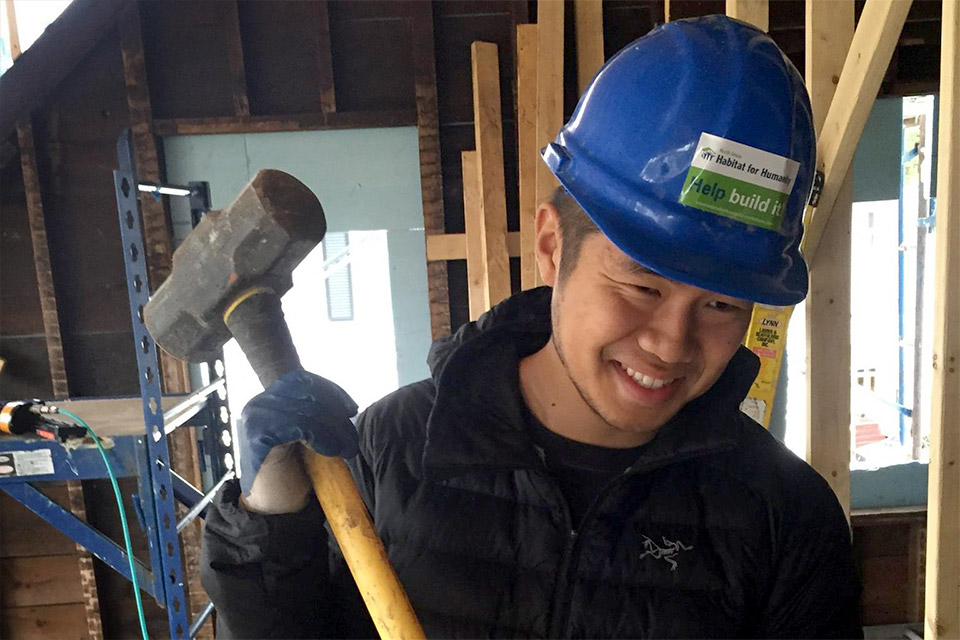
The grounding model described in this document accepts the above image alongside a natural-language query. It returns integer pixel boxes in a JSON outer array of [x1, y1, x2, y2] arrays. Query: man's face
[[538, 209, 753, 442]]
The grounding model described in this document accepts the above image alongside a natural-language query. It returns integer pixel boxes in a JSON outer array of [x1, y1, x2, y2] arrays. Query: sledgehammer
[[143, 170, 424, 639]]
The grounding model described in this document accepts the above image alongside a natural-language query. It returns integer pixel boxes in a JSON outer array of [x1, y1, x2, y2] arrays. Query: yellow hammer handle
[[303, 449, 426, 640]]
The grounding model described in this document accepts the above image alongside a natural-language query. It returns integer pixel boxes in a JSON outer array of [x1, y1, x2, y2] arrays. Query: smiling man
[[202, 15, 862, 639]]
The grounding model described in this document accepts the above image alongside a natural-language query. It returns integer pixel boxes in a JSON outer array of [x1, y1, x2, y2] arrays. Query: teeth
[[621, 363, 675, 390]]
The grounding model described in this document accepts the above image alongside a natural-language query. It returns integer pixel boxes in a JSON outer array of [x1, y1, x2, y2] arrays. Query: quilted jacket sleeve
[[201, 450, 379, 639], [755, 476, 863, 639]]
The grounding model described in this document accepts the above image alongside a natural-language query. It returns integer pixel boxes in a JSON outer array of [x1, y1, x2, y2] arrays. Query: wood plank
[[517, 24, 539, 290], [317, 0, 337, 114], [801, 0, 913, 262], [471, 42, 512, 308], [0, 603, 89, 640], [0, 556, 85, 608], [805, 0, 854, 520], [425, 231, 521, 261], [0, 484, 75, 558], [66, 482, 103, 640], [152, 109, 415, 136], [725, 0, 768, 32], [534, 0, 564, 221], [3, 0, 21, 59], [575, 0, 604, 94], [224, 0, 251, 117], [410, 1, 451, 338], [925, 0, 960, 635], [461, 152, 487, 320]]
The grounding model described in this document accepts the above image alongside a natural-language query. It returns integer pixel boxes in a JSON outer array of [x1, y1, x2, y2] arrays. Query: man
[[202, 15, 862, 638]]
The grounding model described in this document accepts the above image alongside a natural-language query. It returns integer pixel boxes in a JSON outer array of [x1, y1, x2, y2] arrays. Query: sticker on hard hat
[[678, 133, 801, 231]]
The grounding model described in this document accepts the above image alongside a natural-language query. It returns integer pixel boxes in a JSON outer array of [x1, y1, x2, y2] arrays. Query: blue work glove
[[237, 369, 359, 499]]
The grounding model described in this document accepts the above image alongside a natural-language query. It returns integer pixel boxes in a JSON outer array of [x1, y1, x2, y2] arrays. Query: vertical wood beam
[[461, 151, 487, 320], [575, 0, 604, 95], [471, 42, 512, 308], [535, 0, 564, 216], [3, 0, 20, 59], [410, 1, 451, 338], [317, 0, 337, 114], [517, 24, 539, 290], [118, 5, 209, 638], [224, 1, 251, 117], [805, 0, 854, 519], [802, 0, 913, 262], [10, 8, 103, 636], [925, 0, 960, 635], [725, 0, 768, 32]]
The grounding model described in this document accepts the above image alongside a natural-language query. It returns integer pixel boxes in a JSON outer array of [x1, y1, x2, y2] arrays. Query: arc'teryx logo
[[639, 535, 694, 572]]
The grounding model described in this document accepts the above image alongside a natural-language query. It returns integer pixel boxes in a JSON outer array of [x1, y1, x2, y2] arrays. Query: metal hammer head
[[144, 169, 326, 361]]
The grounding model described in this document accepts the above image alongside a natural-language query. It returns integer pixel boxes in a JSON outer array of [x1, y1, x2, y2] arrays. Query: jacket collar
[[421, 288, 760, 481]]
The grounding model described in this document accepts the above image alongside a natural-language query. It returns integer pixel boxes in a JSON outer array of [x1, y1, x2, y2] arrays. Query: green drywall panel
[[853, 98, 903, 203]]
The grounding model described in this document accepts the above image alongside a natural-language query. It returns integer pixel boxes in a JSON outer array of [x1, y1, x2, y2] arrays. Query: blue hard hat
[[542, 15, 816, 306]]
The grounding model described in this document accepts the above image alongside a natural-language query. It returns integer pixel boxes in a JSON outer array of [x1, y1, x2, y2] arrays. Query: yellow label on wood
[[741, 304, 793, 427]]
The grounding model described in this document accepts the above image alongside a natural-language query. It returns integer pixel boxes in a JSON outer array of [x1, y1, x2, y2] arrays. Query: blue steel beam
[[0, 435, 140, 483]]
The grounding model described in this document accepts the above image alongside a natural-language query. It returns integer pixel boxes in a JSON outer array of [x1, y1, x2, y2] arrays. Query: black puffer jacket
[[202, 287, 862, 639]]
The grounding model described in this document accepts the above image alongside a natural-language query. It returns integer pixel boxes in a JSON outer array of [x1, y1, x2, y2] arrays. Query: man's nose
[[635, 302, 696, 365]]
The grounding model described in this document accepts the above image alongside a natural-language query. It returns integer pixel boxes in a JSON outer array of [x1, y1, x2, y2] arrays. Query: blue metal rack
[[0, 130, 236, 639]]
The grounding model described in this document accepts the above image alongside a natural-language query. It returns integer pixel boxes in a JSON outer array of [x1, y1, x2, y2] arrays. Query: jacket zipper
[[545, 442, 738, 638]]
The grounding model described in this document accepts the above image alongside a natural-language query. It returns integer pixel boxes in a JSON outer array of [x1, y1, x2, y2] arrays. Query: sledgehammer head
[[144, 170, 325, 362]]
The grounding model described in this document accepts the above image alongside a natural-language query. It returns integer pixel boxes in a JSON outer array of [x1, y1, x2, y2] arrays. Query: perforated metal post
[[114, 130, 191, 638]]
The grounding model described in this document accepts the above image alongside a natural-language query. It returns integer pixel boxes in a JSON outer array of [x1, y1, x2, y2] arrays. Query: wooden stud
[[725, 0, 768, 32], [535, 0, 564, 239], [410, 1, 451, 339], [317, 1, 337, 114], [801, 0, 913, 262], [118, 5, 209, 638], [575, 0, 604, 95], [224, 1, 251, 117], [461, 152, 487, 320], [66, 482, 104, 640], [805, 0, 854, 520], [3, 0, 20, 59], [152, 110, 415, 137], [471, 42, 512, 308], [516, 24, 539, 290], [425, 232, 522, 262], [925, 0, 960, 635]]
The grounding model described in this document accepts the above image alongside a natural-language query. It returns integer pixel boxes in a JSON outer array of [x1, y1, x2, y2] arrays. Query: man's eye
[[635, 286, 660, 297], [708, 300, 742, 312]]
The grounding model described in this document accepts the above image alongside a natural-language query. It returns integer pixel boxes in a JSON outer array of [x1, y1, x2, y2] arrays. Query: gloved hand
[[237, 369, 359, 514]]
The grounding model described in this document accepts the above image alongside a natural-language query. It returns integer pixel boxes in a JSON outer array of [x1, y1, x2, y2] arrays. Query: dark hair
[[552, 186, 600, 281]]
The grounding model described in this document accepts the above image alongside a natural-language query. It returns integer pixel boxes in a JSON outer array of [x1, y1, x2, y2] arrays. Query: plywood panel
[[0, 556, 85, 608], [0, 603, 89, 640], [0, 484, 75, 558]]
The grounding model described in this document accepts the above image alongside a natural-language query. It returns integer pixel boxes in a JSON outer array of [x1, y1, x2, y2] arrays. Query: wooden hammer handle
[[304, 451, 425, 639], [224, 291, 425, 639]]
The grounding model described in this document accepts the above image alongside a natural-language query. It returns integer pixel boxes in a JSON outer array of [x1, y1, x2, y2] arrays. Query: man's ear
[[535, 202, 562, 287]]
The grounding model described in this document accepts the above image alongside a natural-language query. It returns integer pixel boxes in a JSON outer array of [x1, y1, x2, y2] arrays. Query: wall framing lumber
[[725, 0, 768, 32], [3, 0, 20, 59], [410, 1, 451, 339], [575, 0, 604, 94], [801, 0, 913, 262], [461, 152, 487, 320], [924, 0, 960, 635], [118, 4, 208, 638], [534, 0, 564, 229], [152, 109, 415, 137], [224, 1, 251, 118], [425, 232, 521, 262], [317, 0, 337, 115], [805, 0, 854, 519], [517, 23, 539, 291], [471, 42, 512, 309]]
